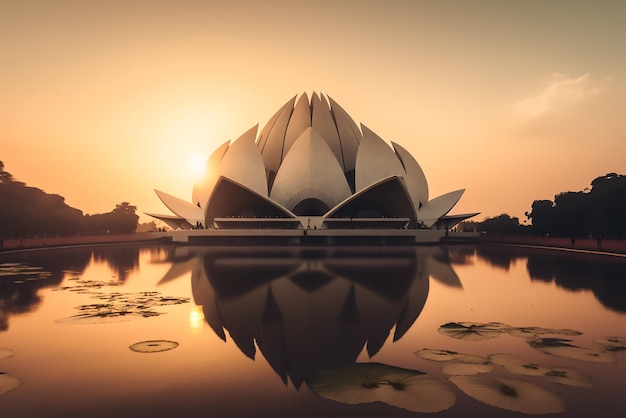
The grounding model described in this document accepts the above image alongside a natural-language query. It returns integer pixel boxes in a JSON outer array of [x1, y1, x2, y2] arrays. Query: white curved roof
[[392, 141, 429, 207], [311, 93, 344, 171], [192, 140, 229, 209], [144, 212, 193, 230], [259, 95, 295, 175], [417, 189, 465, 227], [257, 95, 294, 151], [155, 189, 204, 223], [217, 125, 268, 198], [328, 95, 361, 173], [355, 125, 406, 193], [284, 93, 311, 159], [270, 127, 352, 211]]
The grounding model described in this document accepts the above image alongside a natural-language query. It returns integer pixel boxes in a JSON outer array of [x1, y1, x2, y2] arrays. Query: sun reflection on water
[[189, 305, 205, 332]]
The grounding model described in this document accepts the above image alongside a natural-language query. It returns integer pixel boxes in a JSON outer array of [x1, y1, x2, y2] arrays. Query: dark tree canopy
[[476, 214, 524, 235], [526, 173, 626, 239], [463, 173, 625, 238], [0, 161, 139, 238], [463, 214, 529, 236]]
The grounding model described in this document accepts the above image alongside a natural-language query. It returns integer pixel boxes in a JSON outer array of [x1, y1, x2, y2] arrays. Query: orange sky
[[2, 0, 625, 224]]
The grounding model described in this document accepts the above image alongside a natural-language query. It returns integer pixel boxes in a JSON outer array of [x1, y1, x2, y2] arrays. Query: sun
[[188, 153, 207, 178]]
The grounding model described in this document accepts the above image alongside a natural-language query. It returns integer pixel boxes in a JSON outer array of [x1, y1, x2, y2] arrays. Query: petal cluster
[[150, 93, 471, 230]]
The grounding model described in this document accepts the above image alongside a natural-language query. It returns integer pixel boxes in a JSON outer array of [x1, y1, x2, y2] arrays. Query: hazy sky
[[2, 0, 625, 223]]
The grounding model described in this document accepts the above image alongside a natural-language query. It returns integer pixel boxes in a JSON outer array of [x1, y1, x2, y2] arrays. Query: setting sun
[[188, 153, 208, 178]]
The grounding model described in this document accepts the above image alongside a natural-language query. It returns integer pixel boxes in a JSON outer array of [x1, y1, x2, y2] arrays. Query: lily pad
[[595, 336, 626, 353], [487, 353, 551, 377], [438, 322, 502, 341], [450, 375, 565, 414], [306, 362, 456, 413], [55, 291, 189, 324], [503, 326, 582, 339], [415, 348, 461, 362], [528, 337, 615, 363], [129, 340, 179, 353], [440, 355, 494, 376], [545, 367, 593, 388]]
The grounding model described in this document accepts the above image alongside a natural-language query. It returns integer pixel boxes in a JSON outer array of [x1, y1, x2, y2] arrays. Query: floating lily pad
[[503, 326, 555, 338], [416, 349, 493, 375], [487, 353, 551, 377], [438, 322, 503, 341], [129, 340, 179, 353], [441, 355, 493, 376], [503, 326, 582, 339], [415, 348, 461, 362], [56, 310, 160, 324], [55, 291, 189, 324], [528, 338, 615, 363], [545, 367, 593, 388], [595, 336, 626, 353], [306, 362, 456, 413], [0, 373, 22, 395], [55, 279, 121, 292], [450, 375, 565, 414]]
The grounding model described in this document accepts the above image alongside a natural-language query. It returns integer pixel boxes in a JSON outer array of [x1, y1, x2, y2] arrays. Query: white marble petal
[[257, 95, 295, 151], [270, 127, 352, 211], [312, 93, 344, 171], [284, 93, 312, 159], [355, 125, 406, 193], [217, 125, 268, 197], [392, 141, 429, 207], [144, 213, 193, 230], [155, 189, 204, 223], [418, 189, 465, 227], [328, 95, 361, 173], [259, 96, 296, 175]]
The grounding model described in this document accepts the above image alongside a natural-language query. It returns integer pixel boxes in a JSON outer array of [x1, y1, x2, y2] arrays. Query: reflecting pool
[[1, 244, 625, 418]]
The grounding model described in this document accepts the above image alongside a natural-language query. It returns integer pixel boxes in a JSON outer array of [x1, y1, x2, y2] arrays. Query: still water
[[1, 244, 625, 418]]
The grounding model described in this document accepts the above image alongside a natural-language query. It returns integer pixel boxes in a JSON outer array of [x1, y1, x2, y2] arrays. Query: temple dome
[[149, 92, 474, 230]]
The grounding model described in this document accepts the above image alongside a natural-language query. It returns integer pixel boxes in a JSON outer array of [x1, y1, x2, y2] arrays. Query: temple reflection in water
[[157, 246, 461, 387]]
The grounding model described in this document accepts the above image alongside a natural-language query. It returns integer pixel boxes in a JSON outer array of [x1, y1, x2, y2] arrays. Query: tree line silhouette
[[2, 160, 624, 240], [469, 173, 626, 239], [0, 161, 139, 239]]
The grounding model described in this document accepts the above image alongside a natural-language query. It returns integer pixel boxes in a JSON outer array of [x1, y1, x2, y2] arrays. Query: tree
[[1, 161, 140, 238], [526, 173, 626, 239], [111, 202, 139, 234], [1, 162, 83, 238], [526, 200, 554, 236], [0, 161, 13, 183], [475, 214, 526, 235]]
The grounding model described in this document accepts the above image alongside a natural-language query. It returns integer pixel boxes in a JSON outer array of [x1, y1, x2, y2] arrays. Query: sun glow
[[188, 154, 208, 178], [189, 305, 205, 331]]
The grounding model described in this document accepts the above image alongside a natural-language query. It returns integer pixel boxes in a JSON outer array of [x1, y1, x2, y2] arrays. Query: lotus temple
[[147, 93, 478, 244]]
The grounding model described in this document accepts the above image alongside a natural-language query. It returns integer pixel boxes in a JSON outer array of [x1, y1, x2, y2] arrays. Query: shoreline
[[2, 231, 625, 256], [478, 234, 626, 254], [0, 232, 170, 252]]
